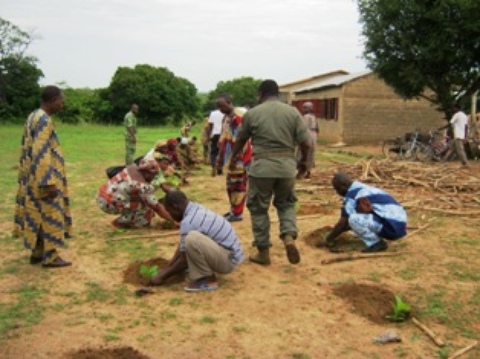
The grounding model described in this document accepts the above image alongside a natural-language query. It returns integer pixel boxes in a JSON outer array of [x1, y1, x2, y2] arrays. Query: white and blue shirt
[[179, 202, 245, 265], [341, 181, 407, 239]]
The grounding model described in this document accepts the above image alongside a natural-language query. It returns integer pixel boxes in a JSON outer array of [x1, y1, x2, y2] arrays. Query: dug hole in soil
[[123, 257, 185, 286], [67, 346, 150, 359], [333, 283, 402, 325], [303, 226, 363, 252]]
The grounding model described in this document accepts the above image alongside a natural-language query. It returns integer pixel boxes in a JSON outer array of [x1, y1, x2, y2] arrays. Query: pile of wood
[[304, 159, 480, 215]]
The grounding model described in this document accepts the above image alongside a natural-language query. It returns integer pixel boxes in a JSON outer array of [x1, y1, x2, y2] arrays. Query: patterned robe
[[217, 108, 252, 216], [13, 109, 73, 260], [97, 167, 159, 227]]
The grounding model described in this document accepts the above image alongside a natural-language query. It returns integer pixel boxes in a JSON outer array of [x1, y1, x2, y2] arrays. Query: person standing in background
[[229, 80, 310, 266], [216, 94, 251, 222], [298, 101, 318, 179], [125, 103, 139, 165], [13, 86, 73, 268], [439, 103, 469, 167], [207, 109, 224, 176]]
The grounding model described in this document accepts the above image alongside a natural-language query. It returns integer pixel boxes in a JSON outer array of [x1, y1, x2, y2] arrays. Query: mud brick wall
[[293, 74, 445, 145], [341, 75, 444, 144]]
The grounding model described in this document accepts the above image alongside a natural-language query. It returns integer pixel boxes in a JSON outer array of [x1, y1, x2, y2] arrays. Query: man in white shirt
[[440, 104, 469, 166], [207, 109, 225, 176]]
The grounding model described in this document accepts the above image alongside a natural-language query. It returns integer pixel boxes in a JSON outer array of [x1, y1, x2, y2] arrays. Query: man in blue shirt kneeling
[[325, 172, 407, 253]]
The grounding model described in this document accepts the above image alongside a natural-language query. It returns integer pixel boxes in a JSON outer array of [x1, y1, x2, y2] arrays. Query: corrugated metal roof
[[294, 70, 372, 93]]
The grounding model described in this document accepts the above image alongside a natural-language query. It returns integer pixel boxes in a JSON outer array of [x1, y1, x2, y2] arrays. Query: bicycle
[[416, 130, 454, 162], [382, 129, 424, 161]]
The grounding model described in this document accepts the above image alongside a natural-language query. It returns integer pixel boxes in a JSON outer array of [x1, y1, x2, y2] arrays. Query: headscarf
[[153, 152, 171, 162], [167, 138, 178, 150], [155, 140, 168, 150], [138, 157, 160, 174]]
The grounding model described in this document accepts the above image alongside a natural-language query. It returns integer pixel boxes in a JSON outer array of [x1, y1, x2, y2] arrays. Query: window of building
[[293, 98, 338, 120]]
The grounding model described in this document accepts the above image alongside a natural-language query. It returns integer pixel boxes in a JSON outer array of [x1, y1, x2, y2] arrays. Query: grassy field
[[0, 124, 479, 359]]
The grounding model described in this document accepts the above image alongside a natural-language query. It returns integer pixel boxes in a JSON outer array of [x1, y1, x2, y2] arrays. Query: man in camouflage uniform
[[124, 103, 139, 165], [229, 80, 310, 265]]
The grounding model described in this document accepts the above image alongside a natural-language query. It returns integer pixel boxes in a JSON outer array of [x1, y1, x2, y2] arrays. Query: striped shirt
[[179, 202, 245, 265], [341, 181, 407, 239]]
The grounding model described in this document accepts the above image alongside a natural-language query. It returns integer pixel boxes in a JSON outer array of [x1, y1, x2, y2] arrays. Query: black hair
[[258, 80, 279, 97], [41, 86, 62, 103], [165, 189, 188, 208], [216, 93, 232, 103]]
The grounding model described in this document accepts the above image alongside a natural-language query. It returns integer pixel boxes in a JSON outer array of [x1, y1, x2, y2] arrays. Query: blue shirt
[[179, 202, 245, 266], [342, 181, 407, 238]]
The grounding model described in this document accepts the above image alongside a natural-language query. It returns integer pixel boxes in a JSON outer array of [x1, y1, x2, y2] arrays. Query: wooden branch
[[412, 317, 445, 347], [107, 231, 180, 241], [403, 222, 431, 239], [420, 207, 480, 216], [369, 166, 383, 181], [447, 341, 478, 359], [361, 159, 371, 180], [320, 252, 403, 265], [393, 175, 431, 189]]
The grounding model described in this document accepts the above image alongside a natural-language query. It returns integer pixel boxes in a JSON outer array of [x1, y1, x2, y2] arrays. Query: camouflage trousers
[[125, 139, 136, 165]]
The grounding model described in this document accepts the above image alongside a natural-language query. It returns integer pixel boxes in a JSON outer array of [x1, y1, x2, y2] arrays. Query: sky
[[1, 0, 367, 92]]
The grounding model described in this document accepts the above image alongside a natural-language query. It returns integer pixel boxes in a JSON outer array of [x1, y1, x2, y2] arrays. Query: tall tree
[[0, 17, 43, 120], [205, 77, 262, 112], [358, 0, 480, 115], [106, 64, 200, 126]]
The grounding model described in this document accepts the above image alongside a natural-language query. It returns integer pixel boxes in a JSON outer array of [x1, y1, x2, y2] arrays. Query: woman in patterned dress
[[97, 157, 173, 228]]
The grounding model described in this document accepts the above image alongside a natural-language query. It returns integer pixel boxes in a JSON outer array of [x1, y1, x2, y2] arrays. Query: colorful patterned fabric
[[217, 109, 252, 216], [13, 109, 73, 263], [138, 157, 160, 174], [96, 167, 159, 227], [341, 181, 407, 245], [164, 139, 182, 168]]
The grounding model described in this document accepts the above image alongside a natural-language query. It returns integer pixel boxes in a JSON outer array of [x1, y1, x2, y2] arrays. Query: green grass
[[0, 285, 47, 338], [2, 123, 480, 355]]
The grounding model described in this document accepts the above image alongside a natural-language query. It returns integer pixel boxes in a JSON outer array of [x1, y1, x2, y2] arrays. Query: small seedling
[[386, 295, 411, 322], [139, 265, 158, 278], [294, 202, 301, 213]]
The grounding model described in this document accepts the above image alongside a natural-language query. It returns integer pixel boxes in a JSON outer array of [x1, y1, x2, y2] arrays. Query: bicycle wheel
[[400, 141, 416, 160], [415, 143, 432, 162], [382, 140, 401, 160]]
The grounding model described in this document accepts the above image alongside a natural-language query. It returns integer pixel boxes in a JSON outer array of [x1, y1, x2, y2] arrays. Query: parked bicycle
[[416, 130, 455, 162], [382, 129, 424, 160]]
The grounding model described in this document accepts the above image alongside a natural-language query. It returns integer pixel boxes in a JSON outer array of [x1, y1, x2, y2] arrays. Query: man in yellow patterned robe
[[13, 86, 73, 268]]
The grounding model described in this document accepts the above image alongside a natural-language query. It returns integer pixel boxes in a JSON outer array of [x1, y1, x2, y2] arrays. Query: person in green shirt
[[124, 103, 139, 165], [229, 80, 310, 266]]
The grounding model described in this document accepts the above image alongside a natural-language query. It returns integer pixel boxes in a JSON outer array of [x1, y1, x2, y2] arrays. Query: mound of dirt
[[303, 226, 363, 252], [123, 257, 185, 286], [332, 283, 397, 324], [68, 346, 150, 359]]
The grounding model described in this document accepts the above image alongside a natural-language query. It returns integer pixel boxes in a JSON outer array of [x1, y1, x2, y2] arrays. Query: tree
[[56, 87, 97, 124], [357, 0, 480, 116], [105, 64, 200, 126], [205, 77, 262, 112], [0, 17, 43, 121]]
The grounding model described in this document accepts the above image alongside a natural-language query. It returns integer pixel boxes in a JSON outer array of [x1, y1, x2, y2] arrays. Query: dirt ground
[[1, 145, 479, 359]]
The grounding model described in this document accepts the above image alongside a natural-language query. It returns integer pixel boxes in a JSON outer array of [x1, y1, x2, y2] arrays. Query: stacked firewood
[[301, 159, 480, 215]]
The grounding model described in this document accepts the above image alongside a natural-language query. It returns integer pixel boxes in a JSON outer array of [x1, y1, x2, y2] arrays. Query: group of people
[[14, 80, 411, 291]]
